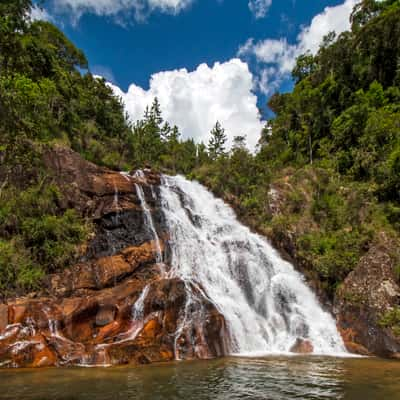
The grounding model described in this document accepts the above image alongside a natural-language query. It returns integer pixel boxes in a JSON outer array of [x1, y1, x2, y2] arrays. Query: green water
[[0, 356, 399, 400]]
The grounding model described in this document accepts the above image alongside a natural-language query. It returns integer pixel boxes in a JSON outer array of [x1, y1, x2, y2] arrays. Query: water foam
[[159, 175, 346, 355]]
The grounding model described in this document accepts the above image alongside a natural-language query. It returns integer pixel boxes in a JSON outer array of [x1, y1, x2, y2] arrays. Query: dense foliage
[[0, 0, 124, 295], [265, 0, 400, 201], [0, 1, 131, 170]]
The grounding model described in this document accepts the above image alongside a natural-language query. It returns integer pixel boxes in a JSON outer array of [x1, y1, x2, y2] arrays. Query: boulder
[[95, 305, 117, 327], [290, 338, 314, 354], [334, 233, 400, 358], [0, 304, 8, 334]]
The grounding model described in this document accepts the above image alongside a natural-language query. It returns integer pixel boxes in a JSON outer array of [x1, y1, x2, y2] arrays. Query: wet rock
[[0, 146, 227, 368], [42, 145, 169, 260], [42, 145, 138, 216], [0, 275, 228, 367], [338, 327, 371, 356], [95, 305, 116, 327], [290, 338, 314, 354], [0, 304, 8, 333], [50, 241, 164, 296], [334, 233, 400, 358], [9, 304, 27, 324]]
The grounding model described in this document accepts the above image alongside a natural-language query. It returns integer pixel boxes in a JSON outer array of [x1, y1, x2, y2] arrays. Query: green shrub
[[0, 181, 89, 295], [287, 190, 305, 214], [394, 264, 400, 282], [21, 209, 88, 272], [379, 307, 400, 337], [0, 240, 44, 296], [297, 229, 368, 294]]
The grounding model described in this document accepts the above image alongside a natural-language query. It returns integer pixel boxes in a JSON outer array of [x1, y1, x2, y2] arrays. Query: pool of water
[[0, 356, 399, 400]]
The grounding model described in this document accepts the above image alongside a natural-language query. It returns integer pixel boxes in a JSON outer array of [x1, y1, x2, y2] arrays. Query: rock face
[[0, 146, 228, 368], [334, 233, 400, 358], [261, 177, 400, 358]]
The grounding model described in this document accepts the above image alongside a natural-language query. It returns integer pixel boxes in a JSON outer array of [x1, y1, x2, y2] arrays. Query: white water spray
[[159, 175, 346, 356], [132, 284, 150, 321]]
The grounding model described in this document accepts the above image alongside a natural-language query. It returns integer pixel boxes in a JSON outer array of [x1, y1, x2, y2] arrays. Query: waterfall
[[159, 175, 346, 356], [132, 285, 150, 321], [134, 183, 163, 264]]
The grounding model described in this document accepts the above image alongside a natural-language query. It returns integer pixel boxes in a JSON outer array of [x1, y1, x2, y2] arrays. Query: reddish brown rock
[[95, 305, 117, 327], [0, 304, 8, 333], [0, 146, 227, 368], [49, 241, 164, 296], [9, 304, 26, 324], [42, 145, 140, 218], [0, 272, 227, 367], [339, 327, 371, 355], [290, 338, 314, 354]]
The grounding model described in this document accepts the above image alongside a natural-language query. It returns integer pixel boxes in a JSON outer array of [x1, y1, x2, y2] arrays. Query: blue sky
[[34, 0, 357, 149]]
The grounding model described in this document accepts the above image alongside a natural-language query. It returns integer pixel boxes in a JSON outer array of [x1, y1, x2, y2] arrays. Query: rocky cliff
[[0, 147, 227, 368], [262, 172, 400, 359], [1, 147, 399, 368]]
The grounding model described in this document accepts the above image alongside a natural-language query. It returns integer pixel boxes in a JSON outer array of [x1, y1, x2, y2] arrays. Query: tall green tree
[[208, 121, 227, 160]]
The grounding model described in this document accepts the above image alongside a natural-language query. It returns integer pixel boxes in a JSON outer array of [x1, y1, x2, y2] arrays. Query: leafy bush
[[379, 307, 400, 337], [0, 182, 89, 296], [0, 240, 44, 296], [21, 209, 88, 272], [297, 230, 367, 285]]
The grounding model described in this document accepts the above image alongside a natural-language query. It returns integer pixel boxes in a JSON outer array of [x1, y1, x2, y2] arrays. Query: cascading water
[[159, 175, 346, 356], [135, 183, 163, 264]]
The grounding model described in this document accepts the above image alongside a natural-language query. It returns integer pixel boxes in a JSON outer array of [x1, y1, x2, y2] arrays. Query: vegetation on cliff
[[192, 0, 400, 299], [0, 0, 127, 295]]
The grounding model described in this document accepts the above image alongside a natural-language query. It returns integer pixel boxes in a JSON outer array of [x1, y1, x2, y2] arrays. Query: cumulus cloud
[[238, 0, 357, 94], [50, 0, 274, 23], [108, 59, 264, 151], [92, 65, 116, 84], [297, 0, 357, 55], [30, 6, 53, 21], [50, 0, 194, 22], [248, 0, 272, 19]]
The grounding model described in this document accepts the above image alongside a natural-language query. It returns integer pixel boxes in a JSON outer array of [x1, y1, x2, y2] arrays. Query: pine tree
[[232, 135, 247, 151], [150, 97, 163, 126], [208, 121, 227, 160]]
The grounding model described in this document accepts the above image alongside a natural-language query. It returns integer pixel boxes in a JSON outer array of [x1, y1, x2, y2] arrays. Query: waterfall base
[[0, 152, 228, 368], [0, 147, 349, 368], [0, 262, 228, 368]]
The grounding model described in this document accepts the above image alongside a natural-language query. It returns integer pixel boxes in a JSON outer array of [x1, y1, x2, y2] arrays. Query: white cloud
[[248, 0, 272, 19], [51, 0, 274, 23], [297, 0, 357, 55], [51, 0, 194, 22], [92, 65, 116, 84], [108, 59, 264, 151], [238, 0, 357, 94], [30, 6, 53, 21]]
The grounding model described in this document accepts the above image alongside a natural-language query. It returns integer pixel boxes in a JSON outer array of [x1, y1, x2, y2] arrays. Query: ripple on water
[[0, 356, 399, 400]]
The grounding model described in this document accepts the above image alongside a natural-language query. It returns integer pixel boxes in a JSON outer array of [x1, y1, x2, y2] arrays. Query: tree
[[232, 135, 247, 151], [150, 97, 163, 126], [0, 0, 32, 73], [292, 52, 316, 83], [208, 121, 227, 160]]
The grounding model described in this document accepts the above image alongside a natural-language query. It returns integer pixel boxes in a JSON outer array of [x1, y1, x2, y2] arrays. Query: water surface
[[1, 356, 399, 400]]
